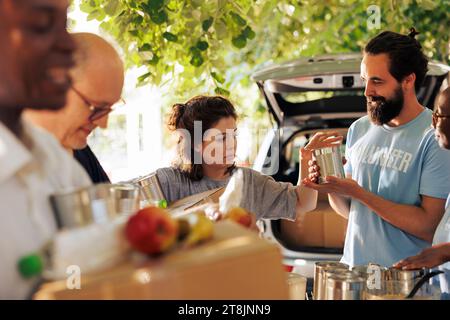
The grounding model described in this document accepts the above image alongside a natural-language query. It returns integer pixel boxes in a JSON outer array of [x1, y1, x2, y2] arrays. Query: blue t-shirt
[[432, 195, 450, 299], [342, 108, 450, 267]]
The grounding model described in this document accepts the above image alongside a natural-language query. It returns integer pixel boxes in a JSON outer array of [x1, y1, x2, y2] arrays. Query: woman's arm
[[294, 148, 318, 216]]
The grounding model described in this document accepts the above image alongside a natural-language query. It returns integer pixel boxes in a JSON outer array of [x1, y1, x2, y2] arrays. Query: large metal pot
[[386, 267, 428, 293], [50, 183, 139, 229], [326, 271, 366, 300], [313, 261, 349, 300]]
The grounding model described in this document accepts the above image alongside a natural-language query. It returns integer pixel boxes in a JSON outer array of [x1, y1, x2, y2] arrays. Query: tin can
[[110, 183, 140, 215], [313, 146, 345, 184], [133, 172, 167, 208]]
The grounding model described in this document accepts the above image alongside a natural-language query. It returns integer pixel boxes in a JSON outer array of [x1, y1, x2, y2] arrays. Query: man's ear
[[402, 73, 416, 91]]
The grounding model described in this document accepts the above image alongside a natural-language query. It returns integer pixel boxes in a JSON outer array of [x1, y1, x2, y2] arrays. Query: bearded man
[[304, 29, 450, 267]]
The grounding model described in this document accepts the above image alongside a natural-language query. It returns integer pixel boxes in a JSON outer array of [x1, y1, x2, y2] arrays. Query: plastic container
[[287, 272, 307, 300]]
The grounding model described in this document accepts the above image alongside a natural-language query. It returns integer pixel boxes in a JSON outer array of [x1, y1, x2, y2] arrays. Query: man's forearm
[[355, 188, 440, 242], [328, 193, 350, 219]]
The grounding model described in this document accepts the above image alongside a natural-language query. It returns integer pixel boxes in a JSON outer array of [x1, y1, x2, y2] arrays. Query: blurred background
[[68, 0, 450, 182]]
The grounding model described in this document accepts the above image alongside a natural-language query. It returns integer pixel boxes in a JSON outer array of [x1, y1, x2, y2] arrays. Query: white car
[[251, 53, 450, 291]]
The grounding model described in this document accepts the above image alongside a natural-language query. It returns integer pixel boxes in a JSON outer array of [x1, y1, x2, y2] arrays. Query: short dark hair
[[364, 28, 428, 92], [168, 95, 238, 181]]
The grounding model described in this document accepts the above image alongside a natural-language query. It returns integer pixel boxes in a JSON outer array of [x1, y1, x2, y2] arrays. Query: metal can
[[313, 145, 345, 184], [133, 172, 167, 208], [313, 261, 349, 300], [110, 183, 140, 215]]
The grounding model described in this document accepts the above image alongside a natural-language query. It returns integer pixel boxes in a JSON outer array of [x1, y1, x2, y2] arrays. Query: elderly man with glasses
[[26, 32, 124, 183]]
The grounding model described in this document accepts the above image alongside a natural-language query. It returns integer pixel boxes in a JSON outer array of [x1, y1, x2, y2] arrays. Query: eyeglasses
[[71, 86, 125, 122], [432, 111, 450, 127]]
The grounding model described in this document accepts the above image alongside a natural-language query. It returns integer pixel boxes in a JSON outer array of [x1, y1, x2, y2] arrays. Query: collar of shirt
[[0, 118, 34, 183]]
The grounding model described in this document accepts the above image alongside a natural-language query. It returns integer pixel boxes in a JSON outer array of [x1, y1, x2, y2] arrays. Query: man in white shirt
[[0, 0, 91, 299]]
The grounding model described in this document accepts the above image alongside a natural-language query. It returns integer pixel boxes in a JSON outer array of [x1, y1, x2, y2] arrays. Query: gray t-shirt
[[156, 167, 297, 221]]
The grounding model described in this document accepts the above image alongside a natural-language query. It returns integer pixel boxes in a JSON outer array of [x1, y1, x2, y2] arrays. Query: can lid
[[313, 145, 340, 156]]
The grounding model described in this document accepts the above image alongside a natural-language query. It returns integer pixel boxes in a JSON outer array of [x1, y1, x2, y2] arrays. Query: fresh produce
[[182, 212, 214, 247], [125, 206, 178, 255], [224, 207, 253, 228]]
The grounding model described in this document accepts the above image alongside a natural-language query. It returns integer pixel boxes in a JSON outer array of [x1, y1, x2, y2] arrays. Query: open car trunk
[[252, 53, 449, 256]]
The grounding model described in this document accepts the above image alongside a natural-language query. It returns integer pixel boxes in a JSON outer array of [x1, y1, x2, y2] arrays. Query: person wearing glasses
[[0, 0, 92, 299], [25, 32, 124, 183], [304, 30, 450, 268], [394, 87, 450, 299]]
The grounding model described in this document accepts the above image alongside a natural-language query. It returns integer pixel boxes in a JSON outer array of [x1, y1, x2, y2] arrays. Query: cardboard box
[[279, 192, 348, 248], [167, 187, 225, 213], [34, 221, 289, 300]]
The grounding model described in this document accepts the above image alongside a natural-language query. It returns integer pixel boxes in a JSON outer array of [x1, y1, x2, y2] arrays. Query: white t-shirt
[[0, 118, 91, 299]]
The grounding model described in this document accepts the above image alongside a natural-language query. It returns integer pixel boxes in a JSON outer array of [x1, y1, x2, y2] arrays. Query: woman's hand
[[300, 131, 343, 160], [393, 243, 450, 270]]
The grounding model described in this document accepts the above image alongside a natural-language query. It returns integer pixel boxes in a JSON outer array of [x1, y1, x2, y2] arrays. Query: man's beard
[[367, 86, 404, 125]]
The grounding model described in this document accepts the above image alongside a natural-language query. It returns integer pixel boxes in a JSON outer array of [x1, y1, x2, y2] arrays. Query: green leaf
[[79, 1, 96, 14], [139, 43, 152, 52], [232, 35, 247, 48], [190, 51, 204, 67], [147, 0, 165, 11], [242, 26, 255, 40], [215, 19, 228, 40], [128, 29, 140, 37], [132, 15, 144, 25], [163, 32, 178, 42], [202, 17, 214, 32], [211, 72, 225, 84], [87, 9, 100, 21], [149, 54, 160, 65], [104, 0, 119, 16], [196, 40, 209, 51], [417, 0, 438, 11], [150, 10, 168, 25], [214, 87, 230, 96], [230, 11, 247, 27], [138, 72, 152, 83]]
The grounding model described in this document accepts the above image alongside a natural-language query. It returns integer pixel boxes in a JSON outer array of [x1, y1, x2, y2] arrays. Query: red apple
[[125, 206, 178, 255]]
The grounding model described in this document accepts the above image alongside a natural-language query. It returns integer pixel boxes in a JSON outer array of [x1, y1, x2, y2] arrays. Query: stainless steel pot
[[313, 146, 345, 184], [326, 271, 366, 300], [50, 183, 139, 229], [313, 261, 349, 300], [386, 267, 428, 293]]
